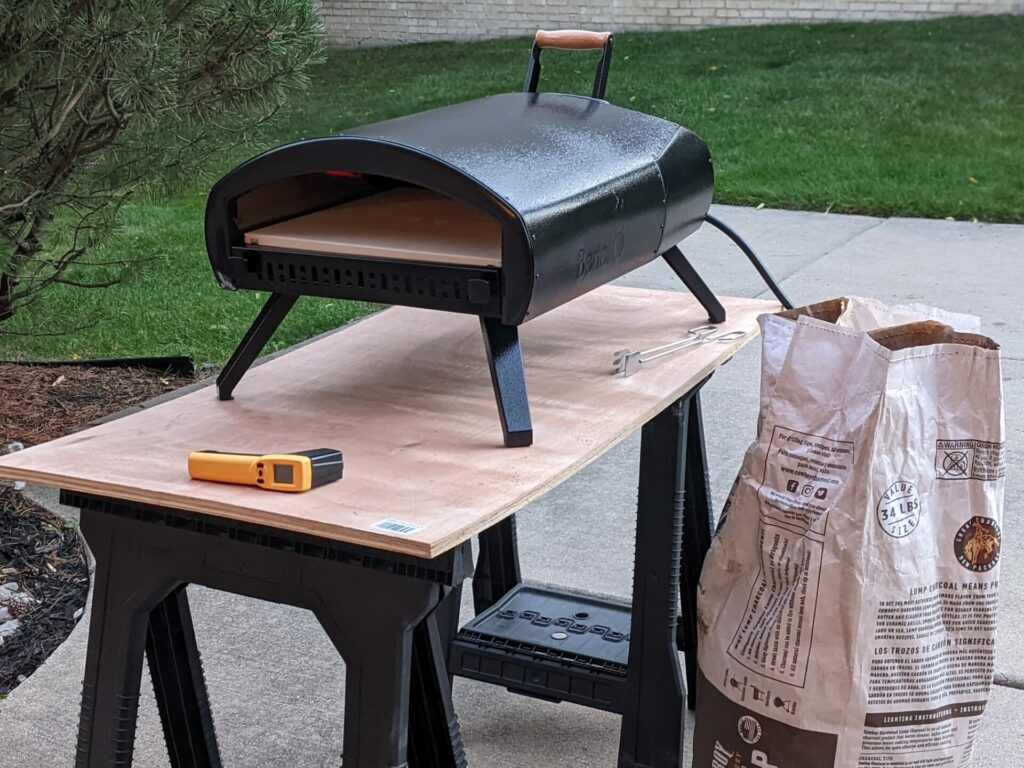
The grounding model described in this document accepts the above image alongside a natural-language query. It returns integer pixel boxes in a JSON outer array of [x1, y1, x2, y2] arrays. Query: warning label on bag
[[728, 523, 823, 687], [934, 439, 1004, 481], [758, 427, 853, 536]]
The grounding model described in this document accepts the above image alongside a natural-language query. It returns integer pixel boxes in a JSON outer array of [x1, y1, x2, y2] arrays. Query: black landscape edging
[[0, 356, 195, 377]]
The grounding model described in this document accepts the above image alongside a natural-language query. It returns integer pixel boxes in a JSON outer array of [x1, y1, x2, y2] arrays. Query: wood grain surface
[[244, 188, 503, 267], [0, 287, 776, 558]]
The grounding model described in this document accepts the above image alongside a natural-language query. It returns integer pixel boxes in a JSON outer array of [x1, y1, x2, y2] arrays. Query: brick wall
[[319, 1, 1022, 47]]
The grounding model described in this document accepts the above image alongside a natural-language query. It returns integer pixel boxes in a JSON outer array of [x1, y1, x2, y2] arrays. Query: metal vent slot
[[233, 247, 502, 319]]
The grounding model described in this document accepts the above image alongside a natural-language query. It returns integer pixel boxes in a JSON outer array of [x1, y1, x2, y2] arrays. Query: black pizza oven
[[206, 90, 714, 326], [204, 30, 787, 447]]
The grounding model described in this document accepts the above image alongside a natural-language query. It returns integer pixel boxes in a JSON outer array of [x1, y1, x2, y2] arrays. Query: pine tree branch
[[1, 0, 323, 327], [0, 191, 41, 214], [3, 66, 99, 175], [50, 276, 121, 289]]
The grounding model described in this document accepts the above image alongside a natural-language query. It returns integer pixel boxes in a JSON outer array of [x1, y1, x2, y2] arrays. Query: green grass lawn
[[2, 15, 1022, 365]]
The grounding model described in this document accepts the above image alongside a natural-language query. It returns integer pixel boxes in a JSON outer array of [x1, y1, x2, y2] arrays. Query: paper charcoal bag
[[693, 316, 1004, 768]]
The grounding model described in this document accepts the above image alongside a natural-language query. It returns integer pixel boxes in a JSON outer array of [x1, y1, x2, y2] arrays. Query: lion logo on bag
[[954, 517, 1001, 572]]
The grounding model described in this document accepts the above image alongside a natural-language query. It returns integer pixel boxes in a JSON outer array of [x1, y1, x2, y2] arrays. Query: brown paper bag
[[693, 312, 1004, 768]]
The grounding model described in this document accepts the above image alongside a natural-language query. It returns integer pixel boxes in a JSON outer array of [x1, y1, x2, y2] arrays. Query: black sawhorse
[[452, 380, 716, 767], [64, 491, 472, 768], [65, 380, 716, 768]]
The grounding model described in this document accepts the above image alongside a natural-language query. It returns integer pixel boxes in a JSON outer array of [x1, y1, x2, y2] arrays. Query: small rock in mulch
[[0, 487, 89, 696], [0, 363, 192, 447]]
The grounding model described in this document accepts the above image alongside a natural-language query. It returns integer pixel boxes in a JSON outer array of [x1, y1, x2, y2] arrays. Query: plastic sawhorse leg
[[617, 393, 696, 768], [314, 586, 457, 768], [408, 608, 469, 768], [471, 514, 522, 614], [148, 585, 222, 767], [144, 587, 467, 768], [71, 498, 471, 768], [676, 387, 716, 712], [75, 511, 197, 768]]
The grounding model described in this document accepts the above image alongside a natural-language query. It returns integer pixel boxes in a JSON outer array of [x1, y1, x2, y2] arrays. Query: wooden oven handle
[[534, 29, 612, 51]]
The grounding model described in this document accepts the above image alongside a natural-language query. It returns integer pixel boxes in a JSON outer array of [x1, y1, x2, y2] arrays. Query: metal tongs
[[613, 325, 747, 377]]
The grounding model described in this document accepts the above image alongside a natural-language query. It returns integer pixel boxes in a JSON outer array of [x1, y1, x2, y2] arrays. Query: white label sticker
[[371, 518, 424, 536]]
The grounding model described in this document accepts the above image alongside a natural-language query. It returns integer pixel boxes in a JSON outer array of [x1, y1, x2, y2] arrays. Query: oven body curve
[[205, 92, 714, 326]]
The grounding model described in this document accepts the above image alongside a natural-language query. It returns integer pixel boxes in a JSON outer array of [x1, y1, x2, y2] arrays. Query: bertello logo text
[[577, 244, 613, 277], [576, 232, 625, 278]]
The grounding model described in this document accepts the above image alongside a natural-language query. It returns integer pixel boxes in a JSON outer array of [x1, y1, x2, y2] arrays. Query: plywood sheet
[[243, 187, 503, 267], [0, 287, 777, 558]]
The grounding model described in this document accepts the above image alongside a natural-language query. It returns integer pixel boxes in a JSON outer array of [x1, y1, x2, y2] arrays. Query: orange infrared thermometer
[[187, 449, 343, 492]]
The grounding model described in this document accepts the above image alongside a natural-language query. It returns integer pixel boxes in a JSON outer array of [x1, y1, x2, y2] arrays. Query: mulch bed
[[0, 487, 90, 696], [1, 363, 195, 696], [1, 363, 190, 447]]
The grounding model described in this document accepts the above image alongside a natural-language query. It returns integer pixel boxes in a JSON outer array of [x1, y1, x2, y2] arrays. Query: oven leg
[[480, 317, 533, 448], [662, 246, 726, 324], [216, 292, 298, 401]]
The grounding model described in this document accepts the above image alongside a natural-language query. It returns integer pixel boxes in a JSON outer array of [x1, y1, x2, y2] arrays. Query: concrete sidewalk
[[2, 204, 1022, 765]]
